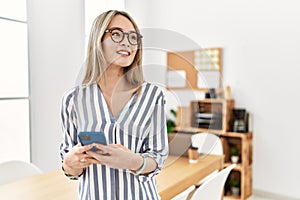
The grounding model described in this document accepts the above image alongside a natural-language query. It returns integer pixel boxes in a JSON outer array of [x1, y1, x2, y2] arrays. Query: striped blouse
[[60, 82, 169, 200]]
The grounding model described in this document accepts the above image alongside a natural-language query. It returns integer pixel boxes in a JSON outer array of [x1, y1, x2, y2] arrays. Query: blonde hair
[[82, 10, 144, 88]]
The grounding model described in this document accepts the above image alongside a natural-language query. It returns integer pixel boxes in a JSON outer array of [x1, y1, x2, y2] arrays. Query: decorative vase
[[231, 155, 239, 163], [231, 186, 240, 196]]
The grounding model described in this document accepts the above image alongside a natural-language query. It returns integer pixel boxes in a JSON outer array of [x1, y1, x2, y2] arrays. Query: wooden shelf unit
[[175, 99, 252, 200], [221, 132, 253, 200]]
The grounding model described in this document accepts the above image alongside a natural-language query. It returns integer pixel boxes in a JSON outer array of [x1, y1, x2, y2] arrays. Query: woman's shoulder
[[143, 82, 165, 92], [61, 84, 95, 101], [142, 82, 166, 99]]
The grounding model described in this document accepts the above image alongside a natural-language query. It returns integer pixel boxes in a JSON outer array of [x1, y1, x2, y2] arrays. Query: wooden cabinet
[[175, 99, 252, 200], [221, 132, 253, 200]]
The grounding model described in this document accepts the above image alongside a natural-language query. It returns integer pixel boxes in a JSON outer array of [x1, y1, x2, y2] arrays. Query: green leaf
[[170, 109, 177, 117], [230, 179, 240, 187], [230, 146, 239, 156]]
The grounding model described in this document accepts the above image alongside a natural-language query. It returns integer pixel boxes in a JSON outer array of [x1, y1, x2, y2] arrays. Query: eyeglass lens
[[110, 29, 140, 45]]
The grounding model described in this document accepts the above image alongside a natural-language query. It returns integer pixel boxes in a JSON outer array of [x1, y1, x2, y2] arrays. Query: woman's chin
[[115, 60, 133, 67]]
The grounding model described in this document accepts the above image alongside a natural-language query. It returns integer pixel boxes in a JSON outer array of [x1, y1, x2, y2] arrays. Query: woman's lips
[[117, 50, 130, 56]]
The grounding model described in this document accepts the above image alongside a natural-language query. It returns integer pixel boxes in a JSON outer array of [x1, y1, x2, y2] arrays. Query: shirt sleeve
[[136, 90, 169, 182], [59, 89, 81, 179]]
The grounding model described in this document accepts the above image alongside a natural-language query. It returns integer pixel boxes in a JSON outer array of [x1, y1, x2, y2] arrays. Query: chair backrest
[[189, 164, 236, 200], [0, 160, 43, 185], [191, 133, 223, 155], [171, 185, 195, 200]]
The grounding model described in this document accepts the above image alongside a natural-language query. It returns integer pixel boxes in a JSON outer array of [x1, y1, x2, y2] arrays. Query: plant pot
[[231, 186, 240, 196], [231, 155, 239, 163]]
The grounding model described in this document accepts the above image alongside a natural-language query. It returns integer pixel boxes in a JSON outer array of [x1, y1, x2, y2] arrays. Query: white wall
[[26, 0, 300, 198], [126, 0, 300, 198], [27, 0, 85, 171]]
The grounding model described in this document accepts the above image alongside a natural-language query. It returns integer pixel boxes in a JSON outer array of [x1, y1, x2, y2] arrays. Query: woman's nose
[[119, 35, 130, 47]]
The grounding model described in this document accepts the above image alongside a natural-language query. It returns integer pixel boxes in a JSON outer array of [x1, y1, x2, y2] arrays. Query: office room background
[[0, 0, 299, 199]]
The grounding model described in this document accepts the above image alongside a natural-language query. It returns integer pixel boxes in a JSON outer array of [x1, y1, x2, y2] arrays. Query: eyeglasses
[[105, 28, 143, 46]]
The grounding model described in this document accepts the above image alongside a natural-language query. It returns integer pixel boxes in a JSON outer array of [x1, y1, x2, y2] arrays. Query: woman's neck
[[99, 66, 129, 95]]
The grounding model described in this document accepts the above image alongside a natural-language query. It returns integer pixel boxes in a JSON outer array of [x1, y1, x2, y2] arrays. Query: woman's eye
[[130, 35, 137, 41], [112, 32, 121, 37]]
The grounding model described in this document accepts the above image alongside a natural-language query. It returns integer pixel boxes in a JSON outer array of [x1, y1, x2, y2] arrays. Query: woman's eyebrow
[[107, 26, 122, 30], [108, 26, 137, 32]]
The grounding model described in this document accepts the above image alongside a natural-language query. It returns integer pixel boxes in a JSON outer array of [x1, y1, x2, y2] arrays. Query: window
[[0, 0, 30, 163]]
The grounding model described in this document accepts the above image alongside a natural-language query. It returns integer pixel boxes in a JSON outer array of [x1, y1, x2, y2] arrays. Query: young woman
[[60, 10, 168, 200]]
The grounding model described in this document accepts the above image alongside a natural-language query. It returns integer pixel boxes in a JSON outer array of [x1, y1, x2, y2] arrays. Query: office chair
[[0, 160, 43, 185], [191, 132, 223, 155], [171, 185, 196, 200], [189, 164, 236, 200], [191, 132, 223, 186]]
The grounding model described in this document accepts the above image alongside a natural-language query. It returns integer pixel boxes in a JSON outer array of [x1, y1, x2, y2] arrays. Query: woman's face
[[102, 15, 139, 68]]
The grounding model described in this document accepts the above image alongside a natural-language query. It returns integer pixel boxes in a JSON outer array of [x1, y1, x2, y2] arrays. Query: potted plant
[[230, 178, 240, 196], [166, 109, 177, 134], [230, 146, 239, 163]]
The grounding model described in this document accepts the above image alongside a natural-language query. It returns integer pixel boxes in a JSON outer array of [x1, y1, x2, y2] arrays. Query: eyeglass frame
[[104, 27, 143, 46]]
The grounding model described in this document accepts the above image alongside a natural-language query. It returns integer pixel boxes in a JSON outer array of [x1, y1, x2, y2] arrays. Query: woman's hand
[[62, 144, 100, 176], [86, 144, 143, 170]]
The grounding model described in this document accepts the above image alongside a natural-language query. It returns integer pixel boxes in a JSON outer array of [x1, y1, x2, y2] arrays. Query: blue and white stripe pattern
[[60, 82, 168, 200]]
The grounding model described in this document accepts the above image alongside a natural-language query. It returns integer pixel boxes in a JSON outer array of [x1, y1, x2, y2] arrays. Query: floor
[[248, 196, 275, 200], [250, 193, 300, 200]]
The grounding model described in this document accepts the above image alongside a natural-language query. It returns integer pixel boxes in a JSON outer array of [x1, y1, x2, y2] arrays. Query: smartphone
[[78, 131, 107, 151]]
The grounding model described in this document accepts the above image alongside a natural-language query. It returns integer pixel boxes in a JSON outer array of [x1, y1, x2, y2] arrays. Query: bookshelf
[[222, 132, 253, 199], [174, 99, 253, 200]]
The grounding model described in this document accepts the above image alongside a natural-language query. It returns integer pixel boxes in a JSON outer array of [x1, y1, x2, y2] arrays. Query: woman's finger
[[92, 143, 108, 150], [109, 144, 123, 148], [76, 144, 94, 154], [86, 150, 109, 161], [86, 150, 99, 157], [85, 157, 101, 165]]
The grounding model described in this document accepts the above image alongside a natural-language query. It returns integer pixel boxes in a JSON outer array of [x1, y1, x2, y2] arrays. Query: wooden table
[[157, 155, 224, 200], [0, 169, 78, 200], [0, 155, 223, 200]]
